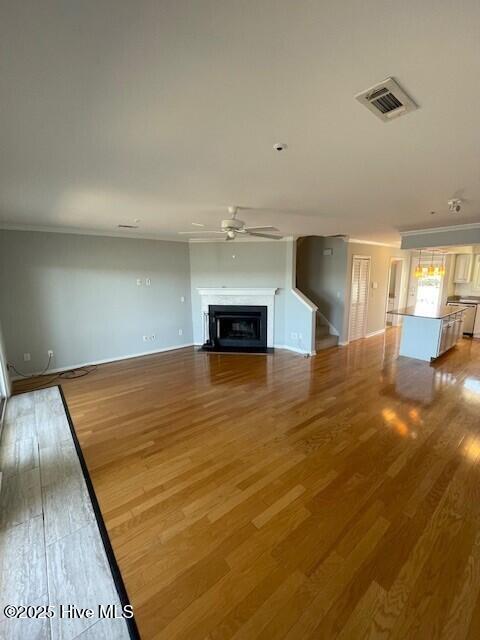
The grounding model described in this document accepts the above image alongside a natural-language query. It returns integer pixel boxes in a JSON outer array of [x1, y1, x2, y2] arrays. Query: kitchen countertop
[[390, 304, 469, 319], [447, 297, 480, 304]]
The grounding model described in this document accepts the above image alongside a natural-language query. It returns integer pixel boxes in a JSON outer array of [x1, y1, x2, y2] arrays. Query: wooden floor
[[14, 329, 480, 639]]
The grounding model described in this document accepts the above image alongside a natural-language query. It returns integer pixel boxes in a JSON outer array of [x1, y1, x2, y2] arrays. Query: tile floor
[[0, 387, 131, 640]]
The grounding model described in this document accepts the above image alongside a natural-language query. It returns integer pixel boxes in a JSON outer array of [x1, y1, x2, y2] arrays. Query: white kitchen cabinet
[[391, 307, 466, 361], [453, 254, 473, 283], [472, 255, 480, 290]]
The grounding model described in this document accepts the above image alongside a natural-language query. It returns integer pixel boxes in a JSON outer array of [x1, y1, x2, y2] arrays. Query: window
[[415, 274, 442, 313]]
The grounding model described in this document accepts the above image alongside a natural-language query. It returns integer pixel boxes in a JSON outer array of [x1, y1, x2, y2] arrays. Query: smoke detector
[[448, 199, 462, 213], [355, 77, 417, 122]]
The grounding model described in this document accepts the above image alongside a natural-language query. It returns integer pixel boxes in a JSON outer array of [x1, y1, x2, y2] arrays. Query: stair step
[[316, 324, 330, 337], [315, 335, 339, 351]]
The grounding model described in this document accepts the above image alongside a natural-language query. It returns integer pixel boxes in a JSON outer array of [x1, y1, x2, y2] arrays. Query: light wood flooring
[[14, 329, 480, 639], [0, 387, 130, 640]]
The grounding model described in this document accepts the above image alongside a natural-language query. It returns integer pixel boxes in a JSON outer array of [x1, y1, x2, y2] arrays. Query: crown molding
[[399, 222, 480, 237], [188, 235, 294, 243], [0, 222, 187, 243], [348, 238, 401, 248]]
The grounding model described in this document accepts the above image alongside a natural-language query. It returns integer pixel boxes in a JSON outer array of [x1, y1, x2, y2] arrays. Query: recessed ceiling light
[[430, 211, 436, 215], [192, 222, 205, 227], [273, 143, 287, 152]]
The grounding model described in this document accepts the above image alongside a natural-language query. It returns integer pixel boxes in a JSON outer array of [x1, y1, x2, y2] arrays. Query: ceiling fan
[[178, 206, 283, 241]]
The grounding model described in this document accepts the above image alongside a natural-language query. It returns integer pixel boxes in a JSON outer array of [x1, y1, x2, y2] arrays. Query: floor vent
[[355, 77, 417, 122]]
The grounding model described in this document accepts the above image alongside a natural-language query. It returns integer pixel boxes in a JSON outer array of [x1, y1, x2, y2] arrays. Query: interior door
[[349, 257, 370, 342]]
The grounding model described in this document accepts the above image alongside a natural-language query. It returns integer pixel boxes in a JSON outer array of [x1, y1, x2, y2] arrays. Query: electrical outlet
[[145, 278, 151, 286], [47, 350, 54, 357], [151, 334, 156, 340], [23, 353, 31, 362], [136, 279, 142, 286], [180, 296, 185, 303], [178, 328, 183, 336], [143, 335, 148, 342]]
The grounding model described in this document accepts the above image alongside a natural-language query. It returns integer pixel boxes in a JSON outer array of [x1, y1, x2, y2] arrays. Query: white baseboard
[[274, 344, 315, 356], [366, 328, 386, 338], [338, 341, 349, 346], [195, 342, 314, 356], [10, 343, 195, 381]]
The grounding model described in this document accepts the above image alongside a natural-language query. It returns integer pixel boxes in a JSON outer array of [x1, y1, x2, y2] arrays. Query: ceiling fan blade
[[244, 226, 280, 232], [246, 231, 283, 239], [178, 230, 224, 235]]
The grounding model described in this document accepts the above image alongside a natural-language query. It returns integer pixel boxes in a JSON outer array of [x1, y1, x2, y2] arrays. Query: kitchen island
[[390, 304, 467, 361]]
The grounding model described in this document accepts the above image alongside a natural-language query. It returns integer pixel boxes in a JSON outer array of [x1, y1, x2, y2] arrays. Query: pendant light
[[428, 250, 435, 276], [439, 253, 446, 276], [414, 250, 423, 278]]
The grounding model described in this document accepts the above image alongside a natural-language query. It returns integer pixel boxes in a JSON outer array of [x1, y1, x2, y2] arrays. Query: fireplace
[[205, 305, 268, 352]]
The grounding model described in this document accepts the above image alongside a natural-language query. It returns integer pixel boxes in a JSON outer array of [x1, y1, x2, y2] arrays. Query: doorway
[[349, 256, 370, 342], [385, 258, 404, 327]]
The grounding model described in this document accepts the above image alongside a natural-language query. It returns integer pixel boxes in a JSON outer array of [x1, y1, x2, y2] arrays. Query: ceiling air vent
[[355, 77, 417, 122], [118, 224, 139, 229]]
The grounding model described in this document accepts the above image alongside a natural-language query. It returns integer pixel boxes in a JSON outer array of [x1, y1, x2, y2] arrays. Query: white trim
[[197, 288, 277, 347], [274, 344, 314, 356], [366, 328, 386, 338], [338, 341, 349, 346], [291, 288, 318, 312], [9, 343, 195, 381], [316, 309, 339, 337], [349, 238, 401, 248], [197, 287, 278, 296], [0, 222, 188, 243], [189, 236, 294, 243], [194, 341, 314, 355], [400, 222, 480, 237]]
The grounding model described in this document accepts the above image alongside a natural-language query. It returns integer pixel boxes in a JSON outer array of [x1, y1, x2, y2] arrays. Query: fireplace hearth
[[202, 305, 269, 352]]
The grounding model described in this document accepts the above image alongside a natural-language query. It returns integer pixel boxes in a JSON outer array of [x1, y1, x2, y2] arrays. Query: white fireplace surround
[[197, 287, 278, 347]]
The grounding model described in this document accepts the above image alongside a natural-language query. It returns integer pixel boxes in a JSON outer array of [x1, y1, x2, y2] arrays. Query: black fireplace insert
[[205, 305, 268, 352]]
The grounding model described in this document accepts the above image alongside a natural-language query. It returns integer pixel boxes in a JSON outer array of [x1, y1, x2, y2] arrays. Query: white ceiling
[[1, 1, 480, 244]]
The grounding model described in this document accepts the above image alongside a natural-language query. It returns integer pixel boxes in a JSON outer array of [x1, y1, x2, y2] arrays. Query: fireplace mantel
[[197, 287, 278, 297], [197, 287, 278, 347]]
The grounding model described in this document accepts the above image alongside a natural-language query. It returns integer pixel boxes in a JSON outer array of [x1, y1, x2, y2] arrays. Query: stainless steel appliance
[[447, 302, 477, 335]]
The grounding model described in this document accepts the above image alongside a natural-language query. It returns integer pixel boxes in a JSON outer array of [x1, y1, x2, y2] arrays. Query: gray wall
[[0, 231, 192, 374], [296, 236, 348, 337], [401, 227, 480, 250], [189, 240, 316, 351], [189, 241, 287, 345]]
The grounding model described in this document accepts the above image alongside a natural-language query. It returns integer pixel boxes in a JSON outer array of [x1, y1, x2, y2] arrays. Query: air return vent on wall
[[355, 77, 417, 122]]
